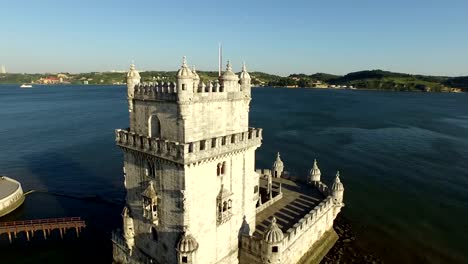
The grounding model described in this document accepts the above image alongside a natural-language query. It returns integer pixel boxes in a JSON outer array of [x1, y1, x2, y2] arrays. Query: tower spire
[[218, 43, 222, 77]]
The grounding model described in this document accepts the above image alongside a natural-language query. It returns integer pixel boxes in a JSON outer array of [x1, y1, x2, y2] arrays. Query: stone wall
[[184, 147, 259, 264], [131, 88, 251, 144]]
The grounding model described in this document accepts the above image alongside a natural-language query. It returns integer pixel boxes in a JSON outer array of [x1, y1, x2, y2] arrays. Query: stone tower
[[309, 159, 321, 183], [113, 58, 262, 264]]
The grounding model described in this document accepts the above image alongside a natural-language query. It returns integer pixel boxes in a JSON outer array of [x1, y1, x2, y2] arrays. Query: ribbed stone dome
[[273, 152, 283, 168], [309, 159, 321, 177], [240, 63, 250, 80], [263, 217, 284, 244], [177, 232, 198, 253], [331, 171, 344, 191], [221, 61, 239, 81], [177, 57, 193, 79]]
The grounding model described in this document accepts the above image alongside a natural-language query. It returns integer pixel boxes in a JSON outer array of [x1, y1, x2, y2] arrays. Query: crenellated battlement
[[133, 81, 249, 103], [284, 196, 335, 247], [115, 127, 262, 164]]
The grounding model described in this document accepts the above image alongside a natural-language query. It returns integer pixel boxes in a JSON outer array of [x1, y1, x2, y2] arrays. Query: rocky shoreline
[[321, 215, 383, 264]]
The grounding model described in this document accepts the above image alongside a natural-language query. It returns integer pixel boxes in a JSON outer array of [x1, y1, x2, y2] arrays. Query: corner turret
[[176, 230, 199, 264], [177, 56, 194, 102], [309, 159, 321, 184], [331, 171, 344, 205], [122, 206, 135, 252], [261, 217, 284, 264], [240, 62, 251, 96], [126, 64, 141, 112], [192, 65, 200, 92], [272, 152, 284, 178], [220, 61, 239, 92]]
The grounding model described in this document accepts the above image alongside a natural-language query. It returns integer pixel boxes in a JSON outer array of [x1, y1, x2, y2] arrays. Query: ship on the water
[[0, 176, 25, 217]]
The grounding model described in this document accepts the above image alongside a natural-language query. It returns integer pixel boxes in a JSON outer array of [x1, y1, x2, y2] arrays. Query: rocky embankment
[[321, 215, 383, 264]]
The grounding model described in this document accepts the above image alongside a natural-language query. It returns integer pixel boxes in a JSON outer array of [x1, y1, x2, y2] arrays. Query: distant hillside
[[0, 69, 466, 92]]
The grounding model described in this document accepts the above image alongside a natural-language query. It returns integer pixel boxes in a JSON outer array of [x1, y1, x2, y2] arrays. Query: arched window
[[149, 115, 161, 138], [153, 205, 157, 212], [151, 227, 158, 241], [217, 164, 221, 176], [223, 201, 227, 212], [228, 199, 232, 209]]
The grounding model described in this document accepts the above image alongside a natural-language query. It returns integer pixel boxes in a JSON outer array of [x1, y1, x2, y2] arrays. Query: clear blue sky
[[1, 0, 467, 76]]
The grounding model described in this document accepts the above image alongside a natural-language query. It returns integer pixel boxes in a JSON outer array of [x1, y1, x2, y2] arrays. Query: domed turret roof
[[192, 65, 200, 80], [331, 171, 344, 191], [142, 181, 157, 199], [273, 152, 283, 168], [240, 62, 251, 80], [221, 61, 239, 81], [177, 56, 193, 79], [177, 231, 199, 253], [264, 217, 284, 244], [309, 159, 321, 177], [127, 64, 141, 79]]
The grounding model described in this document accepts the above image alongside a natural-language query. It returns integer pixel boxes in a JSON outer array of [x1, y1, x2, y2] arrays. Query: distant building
[[112, 58, 345, 264], [37, 77, 60, 84], [0, 65, 5, 74]]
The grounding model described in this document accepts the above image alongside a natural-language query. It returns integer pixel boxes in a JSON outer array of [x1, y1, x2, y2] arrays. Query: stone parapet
[[314, 181, 329, 196], [115, 128, 262, 164], [133, 82, 250, 103], [284, 196, 335, 247], [255, 192, 283, 214]]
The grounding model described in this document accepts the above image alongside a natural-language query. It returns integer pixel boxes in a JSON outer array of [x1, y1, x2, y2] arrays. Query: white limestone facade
[[112, 57, 344, 264]]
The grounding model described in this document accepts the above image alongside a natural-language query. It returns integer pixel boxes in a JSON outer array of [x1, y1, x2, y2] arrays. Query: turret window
[[182, 84, 186, 90], [182, 256, 188, 263], [272, 246, 278, 253]]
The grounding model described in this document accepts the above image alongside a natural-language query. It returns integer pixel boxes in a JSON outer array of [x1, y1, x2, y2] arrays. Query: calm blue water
[[0, 85, 467, 263]]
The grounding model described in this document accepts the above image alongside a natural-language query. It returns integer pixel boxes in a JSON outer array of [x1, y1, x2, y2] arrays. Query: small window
[[222, 137, 226, 145], [200, 140, 205, 151], [147, 162, 156, 178], [182, 256, 188, 263], [221, 162, 226, 175], [188, 143, 193, 153], [153, 205, 157, 212], [272, 246, 278, 253], [182, 84, 186, 91], [211, 138, 216, 148], [231, 135, 235, 144], [254, 185, 259, 193], [217, 163, 221, 176]]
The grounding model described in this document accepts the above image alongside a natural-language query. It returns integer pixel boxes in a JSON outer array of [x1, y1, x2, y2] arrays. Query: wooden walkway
[[0, 217, 86, 243]]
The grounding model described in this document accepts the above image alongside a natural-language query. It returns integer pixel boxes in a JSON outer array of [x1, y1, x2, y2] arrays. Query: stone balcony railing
[[115, 127, 262, 164]]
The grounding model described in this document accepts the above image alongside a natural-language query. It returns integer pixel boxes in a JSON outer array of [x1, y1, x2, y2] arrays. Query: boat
[[0, 176, 25, 217], [20, 84, 33, 88]]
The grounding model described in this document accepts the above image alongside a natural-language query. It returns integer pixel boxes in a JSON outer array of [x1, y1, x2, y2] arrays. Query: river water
[[0, 85, 467, 263]]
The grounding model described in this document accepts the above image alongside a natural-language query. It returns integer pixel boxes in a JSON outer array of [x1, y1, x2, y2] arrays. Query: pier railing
[[0, 217, 86, 243]]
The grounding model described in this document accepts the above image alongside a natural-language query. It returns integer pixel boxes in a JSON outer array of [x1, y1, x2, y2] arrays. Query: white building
[[112, 57, 344, 264]]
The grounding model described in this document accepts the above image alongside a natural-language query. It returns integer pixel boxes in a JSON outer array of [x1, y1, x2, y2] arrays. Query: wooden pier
[[0, 217, 86, 243]]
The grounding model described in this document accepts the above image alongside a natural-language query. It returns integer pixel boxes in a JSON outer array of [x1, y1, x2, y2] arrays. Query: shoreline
[[321, 214, 383, 264]]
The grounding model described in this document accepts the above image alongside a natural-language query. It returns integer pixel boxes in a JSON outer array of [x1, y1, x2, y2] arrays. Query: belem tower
[[112, 57, 345, 264]]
